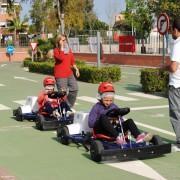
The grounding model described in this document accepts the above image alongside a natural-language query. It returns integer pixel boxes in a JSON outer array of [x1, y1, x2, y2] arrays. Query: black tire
[[150, 135, 163, 145], [35, 114, 44, 130], [57, 126, 70, 145], [16, 107, 23, 121], [90, 140, 104, 162]]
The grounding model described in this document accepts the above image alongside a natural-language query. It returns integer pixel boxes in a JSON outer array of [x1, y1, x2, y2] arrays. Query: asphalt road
[[0, 62, 179, 180]]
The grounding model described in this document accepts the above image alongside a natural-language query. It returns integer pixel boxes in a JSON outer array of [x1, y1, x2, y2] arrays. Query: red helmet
[[43, 76, 55, 86], [98, 82, 115, 94]]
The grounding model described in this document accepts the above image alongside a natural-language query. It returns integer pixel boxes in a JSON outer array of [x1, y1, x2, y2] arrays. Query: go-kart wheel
[[57, 126, 70, 145], [35, 114, 44, 130], [16, 107, 23, 121], [90, 140, 104, 162], [150, 135, 163, 145]]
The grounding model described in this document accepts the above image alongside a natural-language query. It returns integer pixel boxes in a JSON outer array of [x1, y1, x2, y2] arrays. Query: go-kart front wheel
[[151, 135, 163, 145], [35, 114, 44, 130], [90, 140, 104, 162], [57, 126, 70, 145], [15, 107, 23, 121]]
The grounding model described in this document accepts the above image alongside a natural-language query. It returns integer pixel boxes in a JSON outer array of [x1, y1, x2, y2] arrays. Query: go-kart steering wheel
[[106, 107, 130, 117]]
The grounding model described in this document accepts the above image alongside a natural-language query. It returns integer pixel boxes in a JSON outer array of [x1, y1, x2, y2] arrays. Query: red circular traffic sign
[[157, 13, 169, 35]]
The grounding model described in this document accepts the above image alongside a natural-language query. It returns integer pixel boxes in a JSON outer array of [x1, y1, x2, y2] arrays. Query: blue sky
[[93, 0, 126, 23], [20, 0, 126, 24]]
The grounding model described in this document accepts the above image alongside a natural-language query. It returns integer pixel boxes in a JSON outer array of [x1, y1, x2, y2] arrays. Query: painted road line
[[135, 121, 175, 137], [77, 95, 138, 103], [77, 96, 98, 103], [0, 125, 32, 132], [13, 100, 26, 105], [0, 84, 5, 86], [14, 76, 38, 83], [128, 92, 164, 99], [0, 64, 7, 67], [131, 105, 168, 111], [0, 104, 11, 110], [122, 72, 139, 76], [106, 160, 166, 180], [115, 95, 138, 101]]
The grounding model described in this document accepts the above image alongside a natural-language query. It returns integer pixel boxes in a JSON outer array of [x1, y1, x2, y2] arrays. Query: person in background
[[53, 34, 80, 108], [163, 17, 180, 149], [88, 82, 152, 145]]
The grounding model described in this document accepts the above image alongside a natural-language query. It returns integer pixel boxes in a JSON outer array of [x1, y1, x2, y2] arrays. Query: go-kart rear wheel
[[57, 126, 70, 145], [35, 114, 44, 130], [90, 140, 104, 162], [151, 135, 163, 145], [16, 107, 23, 121]]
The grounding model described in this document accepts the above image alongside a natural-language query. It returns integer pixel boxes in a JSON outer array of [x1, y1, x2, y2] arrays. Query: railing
[[0, 30, 173, 55]]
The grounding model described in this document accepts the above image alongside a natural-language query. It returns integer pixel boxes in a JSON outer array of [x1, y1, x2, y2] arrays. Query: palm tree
[[8, 17, 28, 45]]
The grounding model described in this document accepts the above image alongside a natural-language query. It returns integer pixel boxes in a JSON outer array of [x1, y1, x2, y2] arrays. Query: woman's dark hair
[[172, 17, 180, 31]]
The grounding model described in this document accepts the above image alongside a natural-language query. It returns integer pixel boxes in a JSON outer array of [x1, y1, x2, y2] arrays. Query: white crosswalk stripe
[[77, 96, 98, 103], [13, 100, 26, 105], [77, 95, 138, 103], [0, 84, 5, 86], [127, 92, 164, 99], [115, 95, 138, 101], [0, 104, 11, 110]]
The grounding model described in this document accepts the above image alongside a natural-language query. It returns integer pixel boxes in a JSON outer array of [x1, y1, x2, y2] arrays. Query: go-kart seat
[[92, 129, 115, 141]]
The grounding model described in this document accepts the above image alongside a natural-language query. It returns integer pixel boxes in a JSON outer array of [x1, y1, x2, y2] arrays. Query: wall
[[0, 47, 170, 67], [0, 48, 30, 62], [74, 53, 170, 67]]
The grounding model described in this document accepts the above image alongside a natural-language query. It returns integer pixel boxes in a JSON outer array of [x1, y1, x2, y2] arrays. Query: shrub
[[140, 68, 168, 93], [23, 60, 121, 83]]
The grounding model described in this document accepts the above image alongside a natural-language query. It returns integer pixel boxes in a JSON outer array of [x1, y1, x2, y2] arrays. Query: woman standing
[[53, 34, 80, 108]]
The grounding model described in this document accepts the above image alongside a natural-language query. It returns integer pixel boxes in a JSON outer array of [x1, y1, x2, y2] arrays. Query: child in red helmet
[[37, 76, 71, 118], [88, 82, 152, 144]]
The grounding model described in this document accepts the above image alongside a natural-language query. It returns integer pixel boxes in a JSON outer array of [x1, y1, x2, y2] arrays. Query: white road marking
[[135, 121, 175, 137], [14, 76, 38, 83], [13, 100, 26, 105], [0, 104, 11, 110], [122, 72, 139, 76], [77, 95, 138, 103], [0, 84, 5, 86], [115, 95, 138, 101], [128, 92, 164, 99], [151, 113, 165, 118], [106, 160, 166, 180], [0, 125, 32, 132], [23, 67, 29, 71], [0, 64, 7, 67], [131, 105, 168, 111], [77, 96, 98, 103]]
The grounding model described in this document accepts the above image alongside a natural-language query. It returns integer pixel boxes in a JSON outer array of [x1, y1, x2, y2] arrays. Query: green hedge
[[23, 60, 121, 83], [140, 68, 169, 93], [78, 65, 120, 83]]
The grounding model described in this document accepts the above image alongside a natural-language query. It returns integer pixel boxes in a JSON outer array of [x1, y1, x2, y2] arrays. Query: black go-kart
[[35, 92, 74, 131], [57, 108, 171, 162]]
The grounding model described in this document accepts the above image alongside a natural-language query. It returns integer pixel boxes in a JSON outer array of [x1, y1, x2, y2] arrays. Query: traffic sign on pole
[[157, 13, 169, 65], [157, 13, 169, 35], [30, 42, 37, 51]]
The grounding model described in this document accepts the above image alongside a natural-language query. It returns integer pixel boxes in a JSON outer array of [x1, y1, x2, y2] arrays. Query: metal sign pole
[[97, 31, 101, 68], [32, 51, 34, 62], [162, 35, 165, 65]]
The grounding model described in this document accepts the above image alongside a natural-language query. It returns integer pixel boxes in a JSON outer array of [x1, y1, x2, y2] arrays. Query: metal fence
[[0, 30, 173, 55]]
